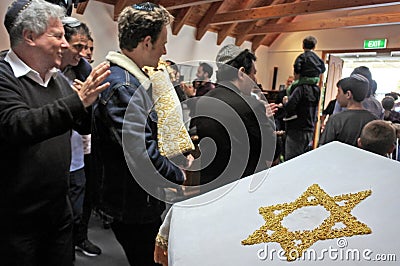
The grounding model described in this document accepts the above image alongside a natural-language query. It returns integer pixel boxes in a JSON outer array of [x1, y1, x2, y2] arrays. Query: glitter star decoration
[[241, 184, 372, 261]]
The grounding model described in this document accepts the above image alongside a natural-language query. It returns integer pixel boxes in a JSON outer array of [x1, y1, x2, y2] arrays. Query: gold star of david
[[242, 184, 372, 261]]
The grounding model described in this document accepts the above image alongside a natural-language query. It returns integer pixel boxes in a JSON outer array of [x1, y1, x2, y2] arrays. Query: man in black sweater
[[0, 1, 110, 265], [195, 44, 276, 189]]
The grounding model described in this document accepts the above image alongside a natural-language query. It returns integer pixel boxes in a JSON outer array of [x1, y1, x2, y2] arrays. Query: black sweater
[[0, 51, 89, 223]]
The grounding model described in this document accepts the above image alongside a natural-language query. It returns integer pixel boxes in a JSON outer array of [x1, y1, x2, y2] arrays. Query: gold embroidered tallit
[[106, 51, 194, 157]]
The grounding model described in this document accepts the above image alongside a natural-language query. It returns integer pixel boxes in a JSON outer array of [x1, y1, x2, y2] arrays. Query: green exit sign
[[364, 39, 387, 49]]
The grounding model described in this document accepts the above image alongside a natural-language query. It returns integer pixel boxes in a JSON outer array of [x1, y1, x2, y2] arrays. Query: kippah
[[4, 0, 33, 33], [62, 16, 81, 27], [350, 73, 369, 83], [216, 44, 246, 67]]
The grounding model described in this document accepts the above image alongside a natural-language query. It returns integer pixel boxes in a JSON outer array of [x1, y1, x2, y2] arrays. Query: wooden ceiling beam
[[211, 0, 400, 25], [111, 0, 221, 20], [113, 0, 132, 21], [172, 7, 193, 35], [94, 0, 115, 5], [234, 0, 289, 46], [76, 0, 89, 15], [234, 21, 258, 46], [252, 15, 296, 50], [217, 0, 257, 45], [217, 24, 237, 45], [248, 10, 400, 35], [161, 0, 223, 10], [251, 33, 270, 52], [196, 1, 224, 40], [264, 34, 281, 47]]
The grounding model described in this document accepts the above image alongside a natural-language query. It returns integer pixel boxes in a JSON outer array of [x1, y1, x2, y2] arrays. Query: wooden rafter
[[95, 0, 114, 5], [196, 1, 224, 40], [90, 0, 400, 49], [217, 0, 257, 45], [113, 0, 131, 20], [161, 0, 223, 10], [250, 0, 300, 50], [233, 21, 257, 46], [248, 10, 400, 35], [217, 24, 237, 45], [254, 33, 280, 50], [251, 16, 296, 50], [251, 32, 275, 51], [211, 0, 400, 25], [172, 7, 194, 35], [111, 0, 223, 21], [76, 0, 89, 15], [234, 0, 287, 46]]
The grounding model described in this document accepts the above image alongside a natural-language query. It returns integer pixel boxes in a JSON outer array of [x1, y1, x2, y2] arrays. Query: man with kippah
[[319, 74, 377, 146], [0, 0, 110, 265], [195, 44, 276, 187], [153, 44, 277, 264], [93, 3, 185, 265], [332, 66, 384, 119]]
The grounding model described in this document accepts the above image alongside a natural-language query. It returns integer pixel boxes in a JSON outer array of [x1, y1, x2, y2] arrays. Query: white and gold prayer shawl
[[106, 51, 194, 157]]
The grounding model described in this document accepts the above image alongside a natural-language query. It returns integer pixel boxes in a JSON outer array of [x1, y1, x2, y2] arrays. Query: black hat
[[4, 0, 33, 33]]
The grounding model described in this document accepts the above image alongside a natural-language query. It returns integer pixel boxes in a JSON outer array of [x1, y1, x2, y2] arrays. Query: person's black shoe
[[75, 239, 102, 257]]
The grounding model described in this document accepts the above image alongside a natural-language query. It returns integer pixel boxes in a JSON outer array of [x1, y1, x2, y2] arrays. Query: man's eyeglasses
[[132, 2, 156, 12]]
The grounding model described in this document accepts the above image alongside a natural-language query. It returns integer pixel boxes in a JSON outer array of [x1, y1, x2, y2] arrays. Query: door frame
[[314, 48, 400, 148]]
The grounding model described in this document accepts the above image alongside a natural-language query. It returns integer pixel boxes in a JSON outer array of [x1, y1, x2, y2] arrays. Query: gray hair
[[9, 0, 66, 47]]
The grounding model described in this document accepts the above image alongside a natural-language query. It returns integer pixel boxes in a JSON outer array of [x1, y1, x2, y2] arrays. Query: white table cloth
[[161, 142, 400, 265]]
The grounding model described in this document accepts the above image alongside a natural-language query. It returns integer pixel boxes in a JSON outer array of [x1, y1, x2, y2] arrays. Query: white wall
[[72, 1, 119, 64], [0, 0, 12, 51], [264, 5, 400, 90], [1, 0, 400, 90], [265, 25, 400, 91], [0, 0, 250, 80], [72, 1, 253, 64]]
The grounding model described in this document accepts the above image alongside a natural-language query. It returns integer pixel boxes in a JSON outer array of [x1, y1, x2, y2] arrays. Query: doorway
[[313, 49, 400, 147], [322, 49, 400, 103]]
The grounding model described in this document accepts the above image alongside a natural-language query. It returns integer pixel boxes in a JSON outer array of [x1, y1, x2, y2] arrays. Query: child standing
[[284, 36, 325, 121], [319, 74, 377, 146]]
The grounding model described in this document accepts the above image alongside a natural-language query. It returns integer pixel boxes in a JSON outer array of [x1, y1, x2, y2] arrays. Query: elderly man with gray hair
[[0, 0, 110, 265]]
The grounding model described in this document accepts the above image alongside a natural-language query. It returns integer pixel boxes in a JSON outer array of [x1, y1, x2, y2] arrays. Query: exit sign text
[[363, 39, 387, 49]]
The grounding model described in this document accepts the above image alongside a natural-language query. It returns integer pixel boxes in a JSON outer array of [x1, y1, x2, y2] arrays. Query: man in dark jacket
[[283, 81, 320, 160], [0, 1, 110, 265], [59, 17, 102, 257], [283, 36, 325, 160], [93, 2, 185, 265], [195, 44, 276, 190]]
